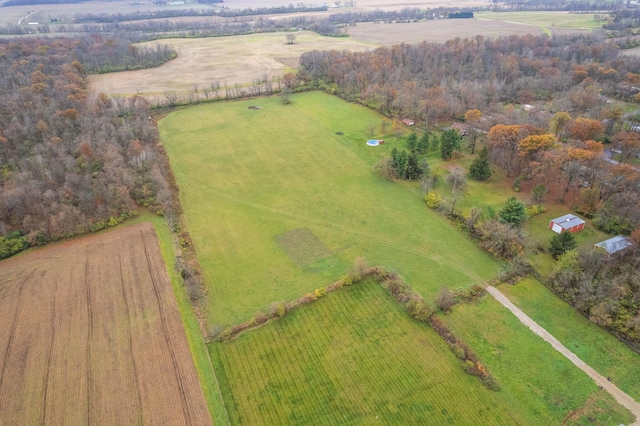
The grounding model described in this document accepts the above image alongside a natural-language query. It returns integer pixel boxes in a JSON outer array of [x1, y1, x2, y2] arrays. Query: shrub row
[[429, 315, 500, 391], [212, 260, 499, 391], [372, 268, 499, 391]]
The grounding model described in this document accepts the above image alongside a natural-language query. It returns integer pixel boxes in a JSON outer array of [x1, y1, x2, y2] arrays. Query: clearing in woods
[[0, 222, 212, 425]]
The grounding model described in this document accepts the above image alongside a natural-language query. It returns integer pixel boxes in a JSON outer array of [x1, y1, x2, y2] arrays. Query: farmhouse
[[549, 214, 585, 234], [594, 236, 635, 257]]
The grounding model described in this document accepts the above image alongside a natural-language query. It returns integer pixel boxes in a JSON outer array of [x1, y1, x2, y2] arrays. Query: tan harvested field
[[88, 18, 545, 100], [87, 31, 375, 99], [0, 222, 212, 425], [346, 18, 545, 46]]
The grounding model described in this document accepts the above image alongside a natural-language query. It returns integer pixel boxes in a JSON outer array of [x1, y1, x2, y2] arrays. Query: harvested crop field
[[87, 31, 374, 100], [0, 222, 212, 425], [346, 19, 545, 46]]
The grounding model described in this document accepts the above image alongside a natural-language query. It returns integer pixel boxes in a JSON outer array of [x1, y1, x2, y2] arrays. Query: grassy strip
[[498, 277, 640, 401], [128, 213, 229, 425]]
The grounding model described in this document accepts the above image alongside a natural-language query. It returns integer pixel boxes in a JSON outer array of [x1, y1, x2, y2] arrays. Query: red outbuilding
[[549, 214, 585, 234]]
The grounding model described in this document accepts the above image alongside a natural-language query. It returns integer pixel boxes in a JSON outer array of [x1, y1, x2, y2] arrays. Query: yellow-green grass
[[475, 11, 602, 30], [441, 296, 634, 425], [159, 92, 499, 327], [126, 213, 228, 425], [498, 277, 640, 401], [210, 280, 515, 424]]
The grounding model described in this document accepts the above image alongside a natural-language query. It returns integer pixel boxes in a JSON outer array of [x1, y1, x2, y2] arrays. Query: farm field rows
[[211, 279, 633, 425], [158, 91, 500, 327], [210, 279, 516, 424], [0, 223, 212, 425]]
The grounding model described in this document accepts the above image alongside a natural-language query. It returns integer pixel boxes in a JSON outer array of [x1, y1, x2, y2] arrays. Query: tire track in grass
[[41, 277, 57, 426], [140, 230, 191, 425], [0, 269, 36, 394], [117, 254, 144, 425]]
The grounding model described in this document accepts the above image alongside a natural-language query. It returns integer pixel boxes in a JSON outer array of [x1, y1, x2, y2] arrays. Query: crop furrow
[[140, 230, 190, 425]]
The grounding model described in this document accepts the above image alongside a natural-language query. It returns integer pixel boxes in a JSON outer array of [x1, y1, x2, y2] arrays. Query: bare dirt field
[[87, 31, 375, 99], [0, 222, 212, 425]]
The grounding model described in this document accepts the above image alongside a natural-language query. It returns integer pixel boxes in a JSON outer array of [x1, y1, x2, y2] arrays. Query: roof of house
[[594, 236, 635, 255], [550, 214, 585, 230]]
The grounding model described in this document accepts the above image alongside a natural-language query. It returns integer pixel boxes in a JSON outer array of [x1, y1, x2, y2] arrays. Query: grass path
[[486, 286, 640, 425]]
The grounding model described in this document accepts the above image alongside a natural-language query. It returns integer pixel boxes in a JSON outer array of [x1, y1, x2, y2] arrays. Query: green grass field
[[498, 277, 640, 401], [441, 296, 633, 425], [475, 11, 603, 30], [159, 92, 499, 327], [210, 279, 632, 425], [210, 280, 515, 424]]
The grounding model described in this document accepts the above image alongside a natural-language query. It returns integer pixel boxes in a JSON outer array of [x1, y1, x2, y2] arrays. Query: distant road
[[17, 10, 38, 25]]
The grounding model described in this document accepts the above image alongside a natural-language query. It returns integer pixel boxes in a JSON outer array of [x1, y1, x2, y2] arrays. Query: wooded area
[[0, 36, 176, 255]]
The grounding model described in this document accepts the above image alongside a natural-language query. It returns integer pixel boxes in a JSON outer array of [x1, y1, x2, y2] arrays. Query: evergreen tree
[[440, 129, 461, 160], [417, 132, 430, 152], [406, 152, 422, 180], [407, 132, 418, 152], [469, 147, 492, 180], [431, 136, 440, 152], [549, 232, 577, 259], [499, 197, 526, 226]]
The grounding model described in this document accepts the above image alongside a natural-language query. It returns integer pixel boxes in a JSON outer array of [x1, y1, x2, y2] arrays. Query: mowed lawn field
[[0, 223, 212, 425], [210, 279, 632, 425], [210, 280, 515, 424], [159, 91, 499, 327]]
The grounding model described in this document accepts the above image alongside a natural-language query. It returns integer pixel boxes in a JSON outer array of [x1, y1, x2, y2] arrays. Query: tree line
[[0, 36, 175, 256]]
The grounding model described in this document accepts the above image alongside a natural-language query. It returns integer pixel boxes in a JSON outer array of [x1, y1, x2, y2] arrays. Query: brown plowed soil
[[0, 223, 212, 425]]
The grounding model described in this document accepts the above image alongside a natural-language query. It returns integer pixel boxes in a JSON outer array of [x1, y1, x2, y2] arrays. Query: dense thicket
[[0, 36, 174, 249], [299, 33, 640, 118], [550, 248, 640, 346]]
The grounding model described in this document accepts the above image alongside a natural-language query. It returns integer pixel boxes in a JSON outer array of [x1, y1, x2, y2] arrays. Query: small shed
[[594, 236, 635, 257], [549, 214, 585, 234], [402, 119, 415, 126]]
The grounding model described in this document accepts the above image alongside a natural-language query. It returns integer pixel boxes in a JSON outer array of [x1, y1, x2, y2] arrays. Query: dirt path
[[486, 286, 640, 425]]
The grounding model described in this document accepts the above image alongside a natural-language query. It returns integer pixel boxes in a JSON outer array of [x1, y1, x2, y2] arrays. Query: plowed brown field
[[0, 222, 212, 425]]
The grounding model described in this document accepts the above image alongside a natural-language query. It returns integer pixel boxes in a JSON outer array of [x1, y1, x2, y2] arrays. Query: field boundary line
[[486, 285, 640, 425], [204, 347, 231, 426]]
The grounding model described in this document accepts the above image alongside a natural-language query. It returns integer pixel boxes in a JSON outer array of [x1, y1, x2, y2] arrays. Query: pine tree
[[469, 147, 492, 180], [549, 231, 577, 259], [417, 132, 430, 152], [407, 132, 418, 152], [499, 197, 526, 226], [440, 129, 461, 160]]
